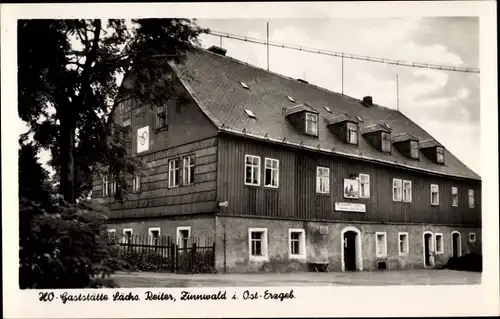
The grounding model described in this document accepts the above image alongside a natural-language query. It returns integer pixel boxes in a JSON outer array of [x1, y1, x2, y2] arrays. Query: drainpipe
[[223, 223, 227, 273]]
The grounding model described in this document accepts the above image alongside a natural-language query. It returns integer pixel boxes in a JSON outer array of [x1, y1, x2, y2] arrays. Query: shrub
[[445, 253, 482, 272], [119, 249, 173, 272]]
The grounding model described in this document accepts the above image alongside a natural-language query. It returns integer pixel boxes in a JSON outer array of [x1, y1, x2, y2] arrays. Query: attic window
[[381, 132, 391, 152], [356, 116, 364, 122], [347, 122, 358, 145], [240, 82, 250, 89], [305, 113, 318, 136], [244, 109, 256, 118], [287, 96, 296, 103], [324, 106, 332, 113], [436, 147, 445, 164], [410, 140, 419, 159]]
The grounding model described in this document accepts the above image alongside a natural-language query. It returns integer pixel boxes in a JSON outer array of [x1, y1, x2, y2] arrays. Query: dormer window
[[436, 147, 444, 164], [305, 113, 318, 136], [410, 141, 419, 159], [347, 122, 358, 145], [381, 132, 391, 152]]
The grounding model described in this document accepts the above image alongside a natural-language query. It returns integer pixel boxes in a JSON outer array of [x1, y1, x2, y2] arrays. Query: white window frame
[[288, 228, 306, 259], [264, 158, 279, 188], [392, 178, 402, 202], [316, 166, 330, 194], [183, 155, 195, 185], [451, 187, 458, 207], [403, 180, 412, 203], [168, 158, 181, 188], [468, 232, 476, 243], [176, 226, 191, 248], [248, 228, 269, 261], [410, 140, 419, 159], [305, 113, 318, 136], [375, 232, 388, 257], [244, 154, 261, 186], [436, 147, 444, 164], [381, 132, 391, 152], [359, 173, 370, 198], [102, 174, 109, 197], [110, 175, 117, 196], [431, 184, 439, 206], [435, 233, 444, 254], [347, 122, 358, 145], [133, 174, 141, 192], [468, 189, 475, 208], [122, 228, 133, 243], [398, 232, 409, 256], [148, 227, 161, 245]]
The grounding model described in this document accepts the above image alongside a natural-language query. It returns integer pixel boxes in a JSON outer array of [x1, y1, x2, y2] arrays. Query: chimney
[[207, 45, 227, 56], [362, 96, 373, 107]]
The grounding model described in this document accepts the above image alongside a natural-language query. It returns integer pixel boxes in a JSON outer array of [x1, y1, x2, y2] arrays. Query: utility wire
[[208, 30, 480, 74]]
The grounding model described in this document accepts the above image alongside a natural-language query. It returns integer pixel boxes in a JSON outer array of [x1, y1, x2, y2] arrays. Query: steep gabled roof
[[170, 48, 480, 181]]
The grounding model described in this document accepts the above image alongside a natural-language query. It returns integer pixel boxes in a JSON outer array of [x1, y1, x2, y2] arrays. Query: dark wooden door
[[452, 233, 460, 258], [424, 233, 432, 266], [344, 232, 357, 271]]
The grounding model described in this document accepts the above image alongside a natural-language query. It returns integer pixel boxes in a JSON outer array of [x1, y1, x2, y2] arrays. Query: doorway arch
[[451, 231, 462, 258], [341, 226, 363, 271], [422, 231, 434, 267]]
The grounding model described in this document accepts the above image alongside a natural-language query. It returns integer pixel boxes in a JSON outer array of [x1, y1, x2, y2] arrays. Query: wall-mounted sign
[[335, 202, 366, 213], [137, 126, 149, 153], [343, 178, 359, 199]]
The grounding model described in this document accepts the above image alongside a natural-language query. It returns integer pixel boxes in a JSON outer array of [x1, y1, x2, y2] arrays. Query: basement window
[[240, 82, 250, 89], [244, 109, 256, 118], [287, 95, 296, 102]]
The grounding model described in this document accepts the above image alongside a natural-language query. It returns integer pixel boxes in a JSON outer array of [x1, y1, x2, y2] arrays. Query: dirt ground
[[112, 269, 481, 287]]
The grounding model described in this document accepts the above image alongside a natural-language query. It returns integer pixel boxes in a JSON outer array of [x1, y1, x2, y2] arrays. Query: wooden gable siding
[[216, 134, 481, 226], [92, 136, 218, 219]]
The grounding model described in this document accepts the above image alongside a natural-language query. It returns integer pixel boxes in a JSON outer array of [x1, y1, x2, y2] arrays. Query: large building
[[93, 45, 482, 273]]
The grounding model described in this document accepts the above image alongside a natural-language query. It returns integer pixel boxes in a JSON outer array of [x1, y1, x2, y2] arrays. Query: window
[[102, 174, 109, 197], [468, 189, 475, 208], [398, 232, 409, 255], [452, 187, 458, 206], [132, 174, 141, 192], [324, 106, 332, 113], [183, 156, 195, 185], [305, 113, 318, 136], [264, 158, 279, 188], [156, 106, 167, 129], [248, 228, 268, 261], [288, 229, 306, 259], [468, 232, 476, 243], [410, 141, 419, 159], [108, 229, 117, 243], [359, 174, 370, 198], [381, 132, 391, 152], [245, 155, 261, 186], [148, 227, 161, 246], [347, 122, 358, 145], [240, 82, 249, 89], [176, 226, 191, 248], [403, 180, 412, 202], [375, 232, 387, 257], [287, 95, 296, 102], [431, 184, 439, 205], [168, 158, 180, 188], [435, 233, 444, 254], [123, 228, 133, 244], [244, 109, 256, 118], [392, 179, 402, 201], [316, 166, 330, 194], [436, 147, 444, 164]]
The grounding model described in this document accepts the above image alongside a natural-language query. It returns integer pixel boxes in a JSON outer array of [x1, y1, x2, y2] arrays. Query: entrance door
[[424, 233, 432, 267], [452, 232, 460, 258], [344, 231, 357, 271]]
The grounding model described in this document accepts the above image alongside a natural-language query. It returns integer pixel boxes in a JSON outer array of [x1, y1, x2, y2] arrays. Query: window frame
[[122, 228, 133, 244], [156, 106, 167, 130], [248, 227, 269, 261], [347, 122, 358, 145], [176, 226, 191, 248], [381, 132, 392, 152], [431, 184, 439, 206], [148, 227, 161, 245], [182, 155, 195, 186], [168, 158, 181, 188], [468, 232, 476, 243], [451, 187, 458, 207], [132, 174, 141, 192], [436, 146, 445, 164], [264, 157, 280, 188], [359, 173, 370, 198], [410, 140, 419, 159], [392, 178, 402, 202], [316, 166, 330, 194], [468, 189, 475, 208], [398, 232, 409, 256], [403, 180, 412, 203], [102, 174, 109, 197], [305, 112, 318, 136], [375, 232, 388, 257], [435, 233, 444, 254], [288, 228, 306, 259], [244, 154, 261, 186]]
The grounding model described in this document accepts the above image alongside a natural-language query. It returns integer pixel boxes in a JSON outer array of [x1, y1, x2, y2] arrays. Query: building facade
[[93, 46, 482, 273]]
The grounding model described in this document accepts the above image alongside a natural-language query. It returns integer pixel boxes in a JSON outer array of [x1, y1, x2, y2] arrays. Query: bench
[[308, 262, 330, 272]]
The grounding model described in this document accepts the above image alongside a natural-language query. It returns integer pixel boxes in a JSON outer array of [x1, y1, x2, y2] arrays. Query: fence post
[[171, 243, 176, 273], [191, 242, 197, 273], [212, 241, 216, 269], [175, 244, 179, 273]]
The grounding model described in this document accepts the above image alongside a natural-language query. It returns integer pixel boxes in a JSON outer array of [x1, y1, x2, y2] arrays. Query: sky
[[195, 17, 481, 175]]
